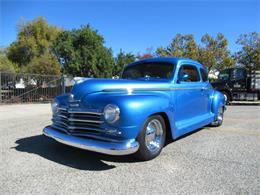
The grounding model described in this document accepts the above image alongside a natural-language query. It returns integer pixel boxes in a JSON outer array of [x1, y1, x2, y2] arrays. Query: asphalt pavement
[[0, 104, 259, 194]]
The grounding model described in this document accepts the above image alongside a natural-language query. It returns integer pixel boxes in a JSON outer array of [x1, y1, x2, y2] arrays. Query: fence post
[[61, 75, 65, 94], [0, 72, 2, 103]]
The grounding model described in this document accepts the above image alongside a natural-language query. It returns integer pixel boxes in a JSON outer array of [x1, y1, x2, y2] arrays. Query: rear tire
[[135, 115, 166, 161], [222, 91, 230, 105]]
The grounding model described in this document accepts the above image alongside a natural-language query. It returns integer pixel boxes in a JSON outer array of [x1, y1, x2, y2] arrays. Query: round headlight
[[51, 100, 59, 114], [103, 104, 120, 124]]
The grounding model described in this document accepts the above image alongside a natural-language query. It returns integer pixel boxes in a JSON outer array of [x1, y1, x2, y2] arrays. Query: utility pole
[[60, 58, 66, 94]]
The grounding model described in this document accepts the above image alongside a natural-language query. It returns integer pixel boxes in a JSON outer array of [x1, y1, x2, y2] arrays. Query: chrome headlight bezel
[[103, 104, 120, 124], [51, 100, 59, 114]]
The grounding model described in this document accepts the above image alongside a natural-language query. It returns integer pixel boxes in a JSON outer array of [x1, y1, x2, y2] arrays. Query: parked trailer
[[211, 68, 260, 104]]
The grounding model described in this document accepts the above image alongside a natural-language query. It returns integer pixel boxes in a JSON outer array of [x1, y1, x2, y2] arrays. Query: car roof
[[128, 57, 204, 69]]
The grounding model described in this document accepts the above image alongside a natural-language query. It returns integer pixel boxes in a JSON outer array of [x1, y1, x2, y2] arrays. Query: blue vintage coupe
[[43, 57, 225, 160]]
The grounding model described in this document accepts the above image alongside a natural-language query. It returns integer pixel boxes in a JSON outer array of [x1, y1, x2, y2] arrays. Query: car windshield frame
[[121, 62, 175, 81]]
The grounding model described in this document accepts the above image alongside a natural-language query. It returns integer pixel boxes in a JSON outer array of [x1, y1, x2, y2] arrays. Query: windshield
[[122, 62, 174, 80]]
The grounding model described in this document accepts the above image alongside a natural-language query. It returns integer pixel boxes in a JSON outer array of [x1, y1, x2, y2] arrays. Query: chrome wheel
[[145, 119, 164, 153], [217, 106, 224, 123], [135, 115, 166, 161], [223, 94, 228, 103], [211, 106, 224, 127], [222, 91, 230, 105]]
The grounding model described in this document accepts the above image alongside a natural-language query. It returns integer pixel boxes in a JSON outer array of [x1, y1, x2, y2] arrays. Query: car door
[[199, 67, 211, 114], [173, 64, 207, 128]]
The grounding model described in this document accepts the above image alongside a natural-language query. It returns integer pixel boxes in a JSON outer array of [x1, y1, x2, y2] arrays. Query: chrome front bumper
[[43, 126, 139, 155]]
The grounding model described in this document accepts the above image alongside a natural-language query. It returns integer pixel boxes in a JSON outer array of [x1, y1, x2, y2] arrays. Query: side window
[[200, 68, 208, 82], [178, 65, 200, 82]]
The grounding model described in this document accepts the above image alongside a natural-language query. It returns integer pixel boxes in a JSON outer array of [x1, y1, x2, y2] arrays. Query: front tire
[[135, 115, 166, 161]]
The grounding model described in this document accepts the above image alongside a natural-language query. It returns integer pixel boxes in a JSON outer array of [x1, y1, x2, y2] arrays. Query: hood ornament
[[68, 93, 74, 102], [68, 93, 80, 107]]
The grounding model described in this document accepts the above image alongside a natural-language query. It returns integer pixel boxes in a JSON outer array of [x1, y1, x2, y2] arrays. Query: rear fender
[[211, 90, 225, 116]]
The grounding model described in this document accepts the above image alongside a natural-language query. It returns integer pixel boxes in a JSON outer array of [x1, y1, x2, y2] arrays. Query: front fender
[[84, 92, 171, 139], [55, 93, 69, 107]]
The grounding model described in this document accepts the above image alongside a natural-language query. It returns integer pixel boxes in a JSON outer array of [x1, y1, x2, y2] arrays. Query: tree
[[136, 47, 155, 60], [155, 33, 234, 71], [23, 53, 61, 75], [0, 56, 17, 73], [235, 32, 260, 70], [90, 47, 114, 78], [113, 50, 135, 77], [52, 25, 114, 77], [7, 17, 61, 67], [198, 33, 234, 71], [156, 34, 199, 60], [136, 53, 154, 60], [0, 48, 17, 73]]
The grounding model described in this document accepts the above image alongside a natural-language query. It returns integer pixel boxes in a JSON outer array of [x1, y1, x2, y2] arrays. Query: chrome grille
[[52, 107, 105, 135]]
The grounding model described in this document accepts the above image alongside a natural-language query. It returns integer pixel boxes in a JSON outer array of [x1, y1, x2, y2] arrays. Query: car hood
[[71, 78, 171, 100]]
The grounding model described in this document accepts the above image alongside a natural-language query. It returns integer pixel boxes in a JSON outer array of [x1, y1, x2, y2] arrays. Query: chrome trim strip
[[52, 120, 101, 133], [52, 120, 68, 127], [172, 87, 209, 90], [56, 107, 102, 115], [57, 114, 67, 119], [51, 125, 68, 133], [68, 100, 81, 103], [68, 118, 104, 124], [51, 123, 102, 132], [43, 126, 139, 155], [68, 110, 102, 115], [55, 116, 102, 123], [102, 87, 209, 92], [51, 128, 123, 142], [102, 88, 170, 92], [67, 125, 102, 131], [58, 107, 67, 111]]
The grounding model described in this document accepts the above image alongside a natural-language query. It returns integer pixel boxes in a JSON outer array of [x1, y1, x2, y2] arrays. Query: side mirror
[[177, 73, 189, 83], [182, 73, 189, 81]]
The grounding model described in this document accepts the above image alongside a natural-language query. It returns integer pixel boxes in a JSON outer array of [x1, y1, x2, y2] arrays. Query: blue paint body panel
[[50, 57, 225, 144]]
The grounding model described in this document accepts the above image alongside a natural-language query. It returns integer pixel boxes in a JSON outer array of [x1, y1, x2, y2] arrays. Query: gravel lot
[[0, 104, 260, 194]]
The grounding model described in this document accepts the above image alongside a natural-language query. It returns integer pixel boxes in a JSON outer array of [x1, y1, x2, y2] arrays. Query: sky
[[1, 0, 260, 56]]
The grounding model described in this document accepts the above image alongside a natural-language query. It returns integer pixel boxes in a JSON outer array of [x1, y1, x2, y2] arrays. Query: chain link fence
[[0, 72, 74, 104]]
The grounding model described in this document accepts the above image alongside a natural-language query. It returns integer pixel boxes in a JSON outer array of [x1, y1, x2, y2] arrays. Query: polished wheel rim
[[223, 94, 228, 104], [217, 107, 224, 123], [145, 119, 163, 153]]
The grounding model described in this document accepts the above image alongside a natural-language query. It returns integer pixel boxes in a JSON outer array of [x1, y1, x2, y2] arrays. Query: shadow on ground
[[13, 127, 205, 171], [13, 135, 139, 171]]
